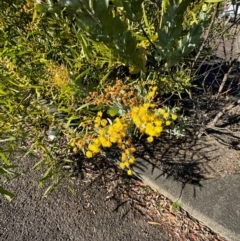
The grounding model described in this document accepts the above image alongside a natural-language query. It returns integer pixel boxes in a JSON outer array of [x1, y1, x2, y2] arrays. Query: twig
[[192, 3, 220, 69], [140, 24, 157, 51], [217, 65, 233, 96], [207, 99, 240, 128], [204, 131, 232, 148], [198, 98, 240, 138], [206, 126, 240, 139], [161, 93, 174, 105]]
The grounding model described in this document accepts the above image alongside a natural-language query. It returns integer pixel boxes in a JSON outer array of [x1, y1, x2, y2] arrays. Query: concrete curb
[[132, 157, 240, 241]]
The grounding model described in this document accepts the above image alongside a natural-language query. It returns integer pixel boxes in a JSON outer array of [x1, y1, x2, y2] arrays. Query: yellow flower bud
[[147, 136, 154, 143], [128, 156, 135, 164], [165, 120, 171, 126], [124, 162, 130, 168], [101, 119, 108, 127], [70, 140, 76, 147], [97, 111, 103, 117], [86, 151, 93, 158], [163, 112, 170, 119], [159, 109, 166, 115], [121, 153, 127, 161], [171, 114, 178, 120], [73, 147, 78, 153], [119, 162, 125, 169], [127, 169, 133, 176]]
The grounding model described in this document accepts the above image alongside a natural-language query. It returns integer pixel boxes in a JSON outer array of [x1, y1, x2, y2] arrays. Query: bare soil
[[132, 55, 240, 184], [134, 102, 240, 183]]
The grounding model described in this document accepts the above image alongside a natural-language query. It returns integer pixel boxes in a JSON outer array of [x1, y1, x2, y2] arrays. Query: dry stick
[[194, 22, 237, 77], [207, 99, 240, 128], [204, 17, 240, 50], [217, 29, 238, 97], [197, 98, 240, 138], [217, 26, 240, 95], [192, 3, 220, 69], [217, 65, 233, 95], [160, 93, 174, 105], [219, 81, 240, 96]]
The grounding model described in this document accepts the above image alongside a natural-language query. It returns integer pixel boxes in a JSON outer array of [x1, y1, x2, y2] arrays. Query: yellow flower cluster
[[80, 112, 136, 175], [146, 86, 158, 101], [119, 140, 136, 176], [131, 100, 177, 143], [70, 85, 178, 176]]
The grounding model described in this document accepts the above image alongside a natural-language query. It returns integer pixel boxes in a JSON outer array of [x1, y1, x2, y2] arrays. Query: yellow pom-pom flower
[[119, 162, 125, 169], [86, 151, 93, 158], [128, 156, 135, 164], [163, 112, 170, 119], [165, 120, 171, 126], [129, 147, 136, 153], [97, 111, 103, 117], [127, 169, 133, 176], [147, 136, 154, 143], [159, 109, 166, 115], [109, 136, 118, 143], [88, 143, 101, 154], [73, 147, 78, 153], [101, 119, 108, 127], [121, 152, 127, 161], [171, 114, 178, 120], [124, 162, 130, 168]]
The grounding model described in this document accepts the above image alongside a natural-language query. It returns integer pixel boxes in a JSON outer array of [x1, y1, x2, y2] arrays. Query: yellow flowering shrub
[[69, 80, 179, 175]]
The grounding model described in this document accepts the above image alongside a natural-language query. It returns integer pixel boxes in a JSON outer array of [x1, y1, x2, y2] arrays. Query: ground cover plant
[[0, 0, 227, 200]]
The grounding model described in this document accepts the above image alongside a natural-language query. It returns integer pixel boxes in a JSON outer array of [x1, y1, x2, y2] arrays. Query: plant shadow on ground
[[68, 141, 227, 241], [131, 55, 240, 188]]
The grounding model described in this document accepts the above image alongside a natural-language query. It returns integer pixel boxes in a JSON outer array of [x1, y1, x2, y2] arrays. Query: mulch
[[72, 154, 227, 241]]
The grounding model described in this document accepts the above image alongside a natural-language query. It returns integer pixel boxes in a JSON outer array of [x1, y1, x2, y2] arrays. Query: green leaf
[[131, 0, 144, 21], [124, 31, 137, 57], [0, 186, 15, 201], [38, 167, 54, 189], [111, 0, 123, 7], [158, 29, 169, 49], [107, 107, 119, 117], [204, 0, 223, 2], [142, 2, 151, 35], [76, 102, 93, 111], [76, 12, 100, 33], [0, 152, 10, 165], [0, 136, 16, 143], [0, 167, 8, 175], [68, 186, 75, 195], [0, 89, 6, 96], [35, 3, 48, 13], [91, 0, 109, 14], [33, 158, 45, 170], [66, 115, 81, 128], [75, 68, 91, 82], [43, 178, 62, 197]]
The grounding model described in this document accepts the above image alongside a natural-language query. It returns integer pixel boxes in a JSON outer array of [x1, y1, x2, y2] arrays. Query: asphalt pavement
[[0, 155, 169, 241]]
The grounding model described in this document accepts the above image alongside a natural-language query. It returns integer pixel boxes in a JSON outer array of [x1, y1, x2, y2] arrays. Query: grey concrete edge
[[131, 157, 239, 241]]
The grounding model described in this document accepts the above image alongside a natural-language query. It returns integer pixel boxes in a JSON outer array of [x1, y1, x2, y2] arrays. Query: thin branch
[[217, 66, 233, 96], [140, 24, 157, 51], [207, 99, 240, 128], [192, 3, 220, 69]]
